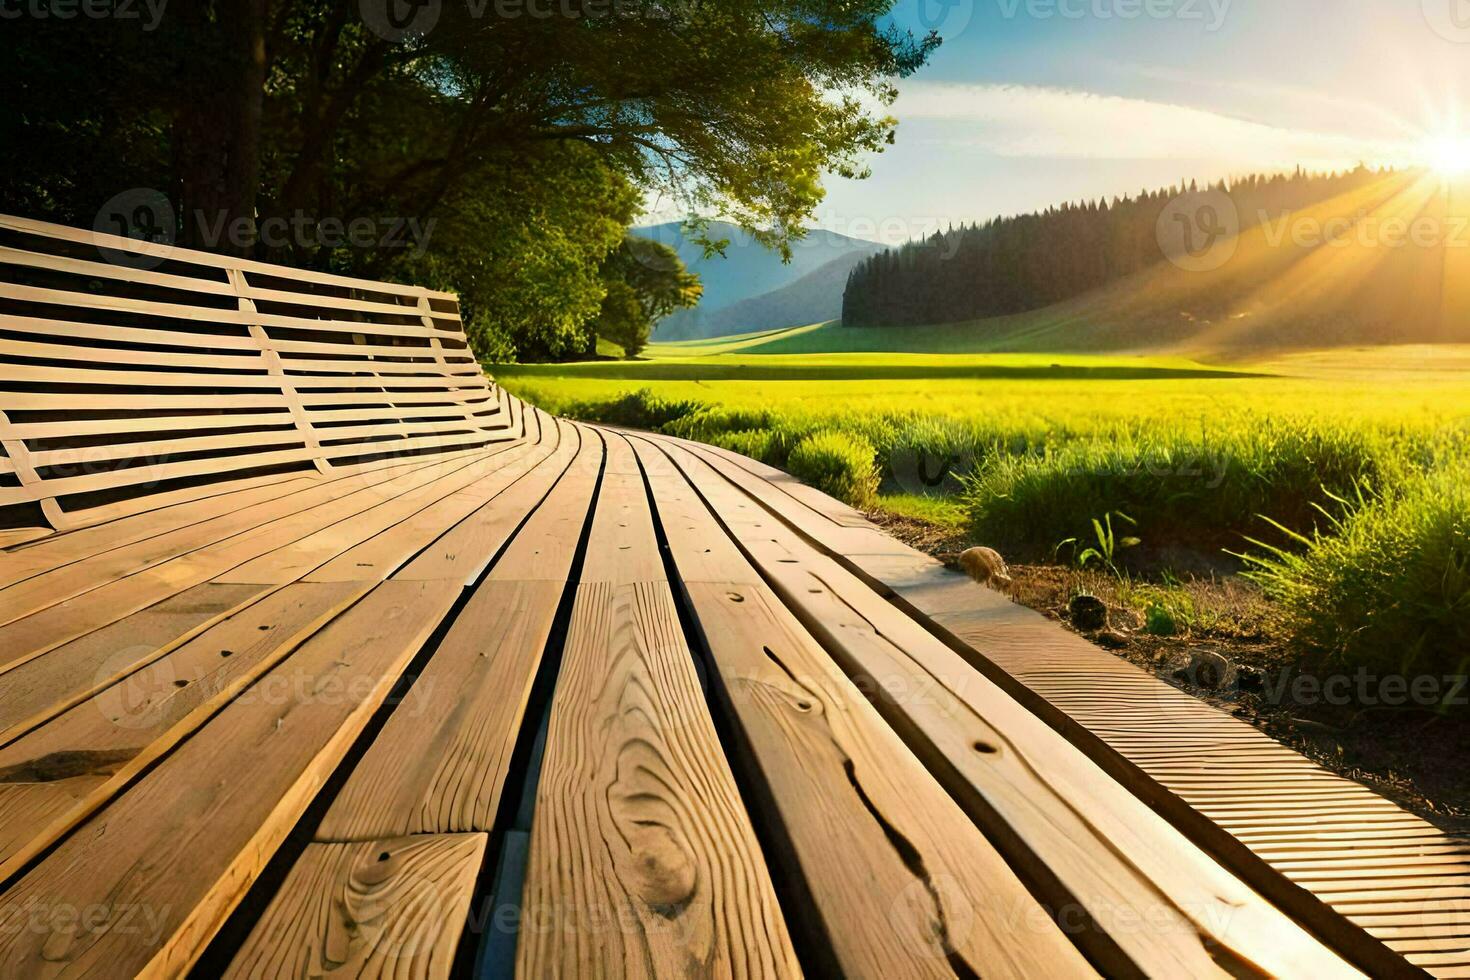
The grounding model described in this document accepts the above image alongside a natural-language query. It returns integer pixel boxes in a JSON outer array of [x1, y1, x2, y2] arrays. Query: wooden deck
[[0, 214, 1463, 977]]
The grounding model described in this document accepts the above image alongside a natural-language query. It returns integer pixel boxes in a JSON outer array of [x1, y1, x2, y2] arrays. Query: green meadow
[[495, 324, 1470, 680]]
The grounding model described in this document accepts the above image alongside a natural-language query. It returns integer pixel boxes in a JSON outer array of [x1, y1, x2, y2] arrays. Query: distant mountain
[[683, 249, 880, 337], [636, 221, 883, 340]]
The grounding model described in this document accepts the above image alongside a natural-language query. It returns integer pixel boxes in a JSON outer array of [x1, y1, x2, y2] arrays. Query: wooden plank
[[318, 425, 596, 838], [0, 580, 461, 977], [0, 213, 455, 300], [316, 580, 563, 841], [318, 426, 593, 840], [632, 437, 1095, 975], [0, 581, 269, 745], [215, 443, 537, 585], [0, 453, 465, 627], [0, 581, 367, 881], [0, 452, 494, 675], [224, 834, 487, 979], [394, 421, 596, 584], [517, 432, 799, 979], [304, 426, 561, 583], [649, 435, 1362, 979]]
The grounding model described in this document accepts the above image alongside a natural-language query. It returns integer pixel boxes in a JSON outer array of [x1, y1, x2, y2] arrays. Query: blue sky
[[804, 0, 1470, 242]]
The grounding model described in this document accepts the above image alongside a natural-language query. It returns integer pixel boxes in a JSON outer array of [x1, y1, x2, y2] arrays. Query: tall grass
[[962, 423, 1399, 562], [1243, 468, 1470, 678]]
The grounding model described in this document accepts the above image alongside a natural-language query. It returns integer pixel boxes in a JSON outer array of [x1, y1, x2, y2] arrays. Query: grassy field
[[495, 326, 1470, 680]]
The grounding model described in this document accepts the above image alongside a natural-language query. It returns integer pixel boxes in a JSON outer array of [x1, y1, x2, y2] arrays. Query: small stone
[[1095, 629, 1130, 650], [1068, 594, 1109, 631], [1188, 649, 1230, 689]]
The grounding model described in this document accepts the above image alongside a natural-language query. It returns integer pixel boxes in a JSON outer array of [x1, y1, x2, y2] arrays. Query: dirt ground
[[867, 510, 1470, 835]]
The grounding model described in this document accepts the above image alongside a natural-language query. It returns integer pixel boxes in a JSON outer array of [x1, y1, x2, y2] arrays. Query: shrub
[[711, 429, 778, 462], [1243, 466, 1470, 679], [554, 388, 701, 430], [786, 431, 880, 507]]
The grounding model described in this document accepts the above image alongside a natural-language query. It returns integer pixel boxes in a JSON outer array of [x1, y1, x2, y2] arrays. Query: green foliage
[[1144, 603, 1180, 637], [1242, 469, 1470, 678], [3, 0, 936, 361], [1056, 511, 1140, 577], [786, 432, 880, 507], [711, 430, 779, 462], [595, 236, 702, 359], [963, 423, 1391, 561], [842, 166, 1387, 328], [402, 144, 639, 362]]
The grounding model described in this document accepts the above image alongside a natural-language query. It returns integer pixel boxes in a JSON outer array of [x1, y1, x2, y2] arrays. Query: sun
[[1421, 134, 1470, 177]]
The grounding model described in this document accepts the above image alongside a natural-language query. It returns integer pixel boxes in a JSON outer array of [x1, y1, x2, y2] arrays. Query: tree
[[595, 235, 702, 358], [2, 0, 937, 359]]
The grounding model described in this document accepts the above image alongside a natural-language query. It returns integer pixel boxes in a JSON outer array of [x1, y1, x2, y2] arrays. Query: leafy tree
[[594, 235, 702, 358], [2, 0, 936, 358]]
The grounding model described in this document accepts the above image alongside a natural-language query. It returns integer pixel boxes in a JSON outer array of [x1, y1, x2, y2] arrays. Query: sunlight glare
[[1422, 135, 1470, 176]]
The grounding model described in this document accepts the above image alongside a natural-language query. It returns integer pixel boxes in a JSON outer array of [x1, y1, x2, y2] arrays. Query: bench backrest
[[0, 213, 510, 531]]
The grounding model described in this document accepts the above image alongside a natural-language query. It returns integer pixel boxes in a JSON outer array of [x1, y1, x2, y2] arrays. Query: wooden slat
[[0, 581, 368, 881], [393, 420, 594, 584], [0, 212, 455, 300], [317, 425, 599, 840], [0, 452, 494, 674], [517, 431, 799, 978], [634, 425, 1093, 977], [645, 433, 1362, 978], [0, 581, 269, 746], [224, 834, 487, 979], [0, 580, 461, 976]]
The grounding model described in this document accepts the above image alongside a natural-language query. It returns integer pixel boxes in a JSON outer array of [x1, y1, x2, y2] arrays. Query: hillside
[[639, 220, 882, 340], [842, 167, 1470, 353]]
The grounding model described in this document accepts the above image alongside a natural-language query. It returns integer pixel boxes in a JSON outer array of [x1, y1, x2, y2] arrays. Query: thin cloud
[[894, 82, 1412, 171]]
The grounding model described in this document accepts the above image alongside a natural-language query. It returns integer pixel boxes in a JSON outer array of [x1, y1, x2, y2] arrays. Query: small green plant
[[1144, 603, 1179, 636], [1056, 511, 1140, 577]]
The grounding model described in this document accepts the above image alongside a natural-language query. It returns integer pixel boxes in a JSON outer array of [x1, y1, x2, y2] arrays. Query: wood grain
[[0, 581, 366, 881], [0, 580, 461, 977], [317, 579, 563, 841], [631, 437, 1093, 976], [651, 435, 1361, 979], [518, 432, 798, 978], [225, 834, 486, 979]]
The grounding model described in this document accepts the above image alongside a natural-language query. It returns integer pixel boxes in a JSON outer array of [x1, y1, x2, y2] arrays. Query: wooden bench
[[0, 214, 1435, 977]]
